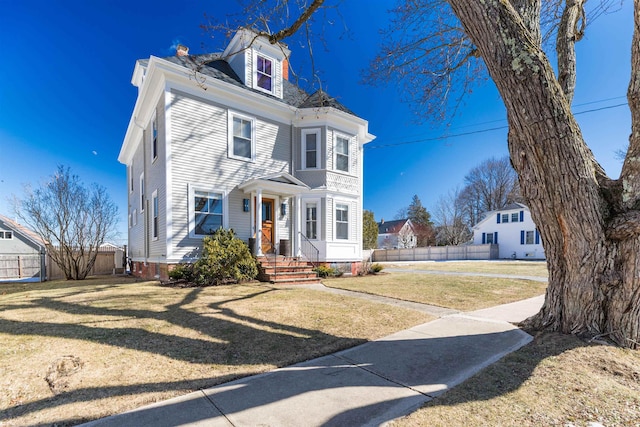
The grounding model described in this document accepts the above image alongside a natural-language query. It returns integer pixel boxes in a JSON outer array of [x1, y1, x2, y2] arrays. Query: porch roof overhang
[[238, 172, 310, 196]]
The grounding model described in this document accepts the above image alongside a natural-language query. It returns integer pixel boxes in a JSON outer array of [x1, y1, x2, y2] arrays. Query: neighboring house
[[119, 28, 375, 280], [0, 214, 46, 282], [377, 219, 417, 249], [472, 203, 545, 260]]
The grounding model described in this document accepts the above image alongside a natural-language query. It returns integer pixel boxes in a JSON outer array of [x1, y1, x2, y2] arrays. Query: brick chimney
[[176, 44, 189, 57], [282, 57, 289, 80]]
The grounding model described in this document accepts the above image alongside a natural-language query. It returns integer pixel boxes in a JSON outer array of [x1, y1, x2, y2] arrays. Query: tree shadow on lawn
[[0, 286, 368, 423], [15, 330, 589, 427]]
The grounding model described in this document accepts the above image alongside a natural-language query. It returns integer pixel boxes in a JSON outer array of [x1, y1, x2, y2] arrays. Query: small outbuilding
[[0, 214, 46, 282]]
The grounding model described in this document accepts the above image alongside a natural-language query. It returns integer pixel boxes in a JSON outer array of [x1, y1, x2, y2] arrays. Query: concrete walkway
[[82, 287, 544, 427]]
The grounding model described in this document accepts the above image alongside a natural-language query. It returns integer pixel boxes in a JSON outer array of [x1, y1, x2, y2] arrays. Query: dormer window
[[256, 54, 273, 92]]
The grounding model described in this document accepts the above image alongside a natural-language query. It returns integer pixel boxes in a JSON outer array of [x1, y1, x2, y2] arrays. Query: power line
[[365, 101, 628, 150]]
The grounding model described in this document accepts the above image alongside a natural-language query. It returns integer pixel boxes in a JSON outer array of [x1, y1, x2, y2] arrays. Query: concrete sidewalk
[[82, 295, 543, 427]]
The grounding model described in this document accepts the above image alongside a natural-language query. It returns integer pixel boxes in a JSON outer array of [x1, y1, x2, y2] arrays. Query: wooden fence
[[372, 244, 499, 262], [46, 246, 125, 280], [0, 254, 44, 281]]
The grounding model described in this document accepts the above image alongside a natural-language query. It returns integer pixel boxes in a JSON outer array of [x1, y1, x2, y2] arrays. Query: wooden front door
[[260, 198, 275, 254]]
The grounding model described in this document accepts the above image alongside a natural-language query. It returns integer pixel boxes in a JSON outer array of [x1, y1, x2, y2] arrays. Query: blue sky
[[0, 0, 633, 244]]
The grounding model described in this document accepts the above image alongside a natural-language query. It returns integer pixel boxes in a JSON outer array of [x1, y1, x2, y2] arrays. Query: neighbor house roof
[[0, 214, 46, 249], [139, 54, 355, 116], [378, 219, 412, 234]]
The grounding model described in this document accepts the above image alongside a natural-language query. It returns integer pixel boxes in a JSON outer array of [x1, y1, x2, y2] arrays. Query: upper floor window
[[0, 231, 12, 239], [152, 112, 158, 161], [501, 213, 509, 223], [128, 164, 134, 193], [335, 135, 350, 173], [255, 54, 274, 93], [302, 129, 320, 169], [511, 212, 519, 222], [228, 113, 255, 161]]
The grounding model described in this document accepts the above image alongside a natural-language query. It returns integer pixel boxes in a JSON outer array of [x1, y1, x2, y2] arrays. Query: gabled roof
[[378, 219, 413, 234], [138, 54, 354, 115], [0, 214, 46, 249]]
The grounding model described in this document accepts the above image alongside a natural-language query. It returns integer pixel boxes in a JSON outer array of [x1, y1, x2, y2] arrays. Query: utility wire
[[365, 101, 628, 150]]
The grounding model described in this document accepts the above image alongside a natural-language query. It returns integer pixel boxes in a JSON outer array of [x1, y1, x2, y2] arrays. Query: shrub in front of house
[[370, 263, 384, 274], [193, 228, 259, 285], [314, 265, 342, 278]]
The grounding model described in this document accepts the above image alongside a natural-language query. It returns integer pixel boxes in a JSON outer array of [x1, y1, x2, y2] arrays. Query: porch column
[[256, 189, 263, 256], [295, 195, 302, 257]]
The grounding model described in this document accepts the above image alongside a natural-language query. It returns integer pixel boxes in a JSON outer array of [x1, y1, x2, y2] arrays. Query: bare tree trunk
[[449, 0, 640, 348]]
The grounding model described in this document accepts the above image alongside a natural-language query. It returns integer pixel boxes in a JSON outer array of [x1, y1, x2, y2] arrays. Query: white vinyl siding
[[169, 91, 291, 256]]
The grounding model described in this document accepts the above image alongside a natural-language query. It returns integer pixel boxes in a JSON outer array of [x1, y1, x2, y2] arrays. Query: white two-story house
[[119, 29, 375, 280], [472, 203, 545, 260]]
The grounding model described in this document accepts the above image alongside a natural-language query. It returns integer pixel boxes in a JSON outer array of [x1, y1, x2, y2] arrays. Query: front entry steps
[[256, 255, 321, 285]]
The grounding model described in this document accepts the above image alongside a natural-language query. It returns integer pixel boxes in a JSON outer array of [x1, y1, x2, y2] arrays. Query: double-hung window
[[151, 112, 158, 161], [194, 190, 223, 236], [139, 173, 145, 212], [335, 203, 349, 240], [501, 214, 509, 223], [305, 202, 318, 239], [335, 135, 350, 172], [302, 129, 320, 169], [152, 190, 159, 240], [229, 113, 254, 161], [0, 231, 12, 239], [511, 212, 519, 222], [255, 54, 273, 93]]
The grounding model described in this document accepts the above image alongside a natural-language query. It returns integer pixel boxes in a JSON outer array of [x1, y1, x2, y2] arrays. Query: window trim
[[228, 111, 256, 162], [335, 202, 349, 240], [188, 185, 228, 238], [128, 164, 134, 193], [253, 52, 276, 95], [334, 133, 351, 173], [139, 173, 145, 212], [151, 111, 158, 162], [302, 128, 321, 170], [152, 190, 159, 241]]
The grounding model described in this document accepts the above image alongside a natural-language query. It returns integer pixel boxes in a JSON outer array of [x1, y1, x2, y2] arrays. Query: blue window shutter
[[494, 232, 498, 244], [535, 230, 540, 244], [520, 230, 525, 244], [482, 233, 486, 244], [520, 210, 524, 222], [497, 213, 501, 224]]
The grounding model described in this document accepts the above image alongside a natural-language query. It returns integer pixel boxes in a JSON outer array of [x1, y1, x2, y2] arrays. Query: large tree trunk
[[449, 0, 640, 348]]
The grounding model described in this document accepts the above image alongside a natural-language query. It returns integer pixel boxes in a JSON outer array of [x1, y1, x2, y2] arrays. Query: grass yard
[[392, 331, 640, 426], [323, 272, 547, 311], [384, 260, 549, 278], [0, 276, 431, 426]]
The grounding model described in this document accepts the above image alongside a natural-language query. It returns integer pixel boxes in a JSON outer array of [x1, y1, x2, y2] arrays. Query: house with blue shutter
[[119, 28, 375, 280], [472, 203, 545, 260]]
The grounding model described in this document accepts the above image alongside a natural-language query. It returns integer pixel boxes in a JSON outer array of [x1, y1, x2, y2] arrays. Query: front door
[[260, 198, 275, 254]]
